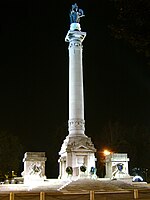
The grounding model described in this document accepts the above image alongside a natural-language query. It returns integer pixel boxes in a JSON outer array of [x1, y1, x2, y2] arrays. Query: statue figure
[[70, 3, 84, 24]]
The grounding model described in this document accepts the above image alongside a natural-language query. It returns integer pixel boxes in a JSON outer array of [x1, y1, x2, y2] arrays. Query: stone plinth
[[105, 153, 130, 179], [22, 152, 47, 184], [59, 135, 96, 179]]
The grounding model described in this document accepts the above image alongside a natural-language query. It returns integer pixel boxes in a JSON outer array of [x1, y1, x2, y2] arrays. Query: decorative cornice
[[59, 135, 96, 155]]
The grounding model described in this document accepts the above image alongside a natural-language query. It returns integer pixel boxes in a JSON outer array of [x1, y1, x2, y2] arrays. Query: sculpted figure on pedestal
[[70, 3, 84, 24]]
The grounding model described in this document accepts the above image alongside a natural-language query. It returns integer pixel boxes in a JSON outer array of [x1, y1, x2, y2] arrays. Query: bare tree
[[0, 130, 24, 178]]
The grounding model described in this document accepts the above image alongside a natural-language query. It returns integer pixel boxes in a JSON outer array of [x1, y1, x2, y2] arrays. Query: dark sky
[[0, 0, 150, 177]]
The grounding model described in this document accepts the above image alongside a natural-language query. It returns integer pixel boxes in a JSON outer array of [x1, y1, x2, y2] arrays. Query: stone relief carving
[[68, 119, 85, 131], [66, 136, 96, 152], [28, 162, 44, 177], [59, 135, 96, 154], [69, 42, 82, 48]]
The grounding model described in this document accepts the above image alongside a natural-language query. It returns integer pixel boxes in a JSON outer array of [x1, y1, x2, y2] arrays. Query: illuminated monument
[[59, 3, 96, 179]]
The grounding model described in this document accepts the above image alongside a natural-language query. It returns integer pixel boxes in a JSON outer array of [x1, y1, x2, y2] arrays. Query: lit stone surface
[[66, 30, 86, 136], [0, 178, 149, 193], [105, 153, 130, 179], [59, 5, 96, 179], [59, 135, 96, 179], [22, 152, 47, 184]]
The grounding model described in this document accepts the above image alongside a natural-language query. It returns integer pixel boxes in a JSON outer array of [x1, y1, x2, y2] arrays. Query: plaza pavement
[[0, 177, 149, 193]]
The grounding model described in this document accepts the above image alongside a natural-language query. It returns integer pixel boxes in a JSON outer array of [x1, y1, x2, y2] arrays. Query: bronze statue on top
[[70, 3, 84, 24]]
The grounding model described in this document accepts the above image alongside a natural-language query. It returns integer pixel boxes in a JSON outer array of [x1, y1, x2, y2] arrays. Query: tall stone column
[[59, 4, 96, 179], [65, 29, 86, 136]]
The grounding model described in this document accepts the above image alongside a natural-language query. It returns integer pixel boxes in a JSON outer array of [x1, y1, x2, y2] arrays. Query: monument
[[22, 152, 47, 184], [58, 3, 96, 179], [105, 153, 130, 179]]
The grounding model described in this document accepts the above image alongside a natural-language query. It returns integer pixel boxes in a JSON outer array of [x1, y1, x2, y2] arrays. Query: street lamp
[[103, 149, 111, 156]]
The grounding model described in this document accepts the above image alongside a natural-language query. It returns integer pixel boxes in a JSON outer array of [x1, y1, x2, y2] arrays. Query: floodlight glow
[[103, 150, 111, 156]]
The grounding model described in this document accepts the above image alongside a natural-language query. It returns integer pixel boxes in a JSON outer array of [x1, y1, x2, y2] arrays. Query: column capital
[[65, 30, 86, 43]]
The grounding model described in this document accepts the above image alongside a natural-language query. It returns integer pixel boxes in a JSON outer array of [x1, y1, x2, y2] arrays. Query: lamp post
[[103, 149, 111, 156], [99, 149, 112, 177]]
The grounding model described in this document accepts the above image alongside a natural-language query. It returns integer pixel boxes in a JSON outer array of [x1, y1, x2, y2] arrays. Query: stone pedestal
[[105, 153, 130, 179], [22, 152, 47, 184], [59, 135, 96, 179]]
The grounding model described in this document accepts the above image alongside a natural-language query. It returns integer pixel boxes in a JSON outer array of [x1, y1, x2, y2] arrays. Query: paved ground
[[0, 177, 149, 193]]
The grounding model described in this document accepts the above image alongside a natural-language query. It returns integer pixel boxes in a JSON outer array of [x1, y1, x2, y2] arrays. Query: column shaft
[[65, 31, 86, 136]]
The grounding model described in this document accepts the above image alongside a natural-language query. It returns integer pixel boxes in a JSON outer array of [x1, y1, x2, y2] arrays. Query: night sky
[[0, 0, 150, 177]]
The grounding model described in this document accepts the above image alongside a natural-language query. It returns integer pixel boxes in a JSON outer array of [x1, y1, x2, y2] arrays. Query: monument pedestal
[[59, 135, 96, 179], [105, 153, 130, 179], [22, 152, 47, 184]]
